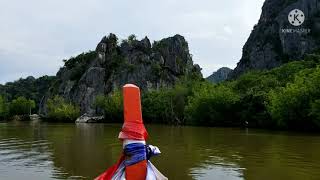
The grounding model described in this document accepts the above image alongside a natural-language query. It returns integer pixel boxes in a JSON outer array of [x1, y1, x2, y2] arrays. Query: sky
[[0, 0, 265, 84]]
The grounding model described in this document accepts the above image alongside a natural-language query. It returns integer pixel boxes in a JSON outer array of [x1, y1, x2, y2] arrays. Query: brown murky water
[[1, 121, 320, 180]]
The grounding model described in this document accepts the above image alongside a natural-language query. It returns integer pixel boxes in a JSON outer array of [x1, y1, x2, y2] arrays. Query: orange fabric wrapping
[[118, 84, 148, 141]]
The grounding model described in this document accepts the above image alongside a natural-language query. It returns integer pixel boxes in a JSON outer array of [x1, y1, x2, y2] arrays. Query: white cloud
[[223, 26, 233, 35], [0, 0, 265, 83]]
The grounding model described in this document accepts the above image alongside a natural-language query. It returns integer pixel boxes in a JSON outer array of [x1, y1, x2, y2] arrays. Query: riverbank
[[2, 114, 320, 134]]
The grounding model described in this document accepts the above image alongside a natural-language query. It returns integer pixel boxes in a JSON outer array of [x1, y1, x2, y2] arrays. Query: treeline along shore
[[1, 48, 320, 131]]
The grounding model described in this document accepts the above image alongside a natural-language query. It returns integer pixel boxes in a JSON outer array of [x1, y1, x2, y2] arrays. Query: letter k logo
[[288, 9, 305, 26]]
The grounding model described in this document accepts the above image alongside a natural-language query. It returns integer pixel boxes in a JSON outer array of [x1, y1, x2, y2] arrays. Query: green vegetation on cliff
[[63, 51, 97, 81]]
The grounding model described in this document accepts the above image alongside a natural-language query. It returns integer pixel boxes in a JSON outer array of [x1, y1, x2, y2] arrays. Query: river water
[[0, 121, 320, 180]]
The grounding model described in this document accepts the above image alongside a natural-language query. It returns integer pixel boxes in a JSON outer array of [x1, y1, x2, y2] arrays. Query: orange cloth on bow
[[118, 84, 148, 141]]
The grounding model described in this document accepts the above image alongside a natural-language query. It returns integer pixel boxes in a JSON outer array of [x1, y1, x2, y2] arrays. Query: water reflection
[[1, 122, 320, 180], [0, 137, 56, 179], [190, 157, 244, 180], [48, 123, 122, 179]]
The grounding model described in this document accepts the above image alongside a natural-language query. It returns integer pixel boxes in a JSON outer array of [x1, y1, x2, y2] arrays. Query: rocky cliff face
[[206, 67, 232, 83], [40, 34, 202, 116], [232, 0, 320, 77]]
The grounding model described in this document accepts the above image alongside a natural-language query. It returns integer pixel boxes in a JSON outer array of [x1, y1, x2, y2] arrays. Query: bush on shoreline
[[267, 66, 320, 130], [94, 90, 123, 122], [142, 84, 190, 125], [47, 96, 80, 122], [9, 97, 35, 116], [185, 83, 240, 126], [0, 96, 8, 119], [0, 96, 35, 120]]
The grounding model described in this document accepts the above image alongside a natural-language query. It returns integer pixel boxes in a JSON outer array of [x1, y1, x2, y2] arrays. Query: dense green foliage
[[94, 90, 123, 122], [47, 96, 80, 122], [226, 54, 320, 130], [310, 100, 320, 127], [0, 96, 8, 119], [185, 83, 240, 126], [0, 96, 35, 119], [9, 97, 35, 116], [142, 84, 190, 124], [191, 57, 320, 130], [0, 76, 55, 112], [267, 66, 320, 130]]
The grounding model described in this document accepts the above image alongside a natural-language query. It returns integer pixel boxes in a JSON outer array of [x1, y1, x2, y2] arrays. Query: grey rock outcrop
[[75, 114, 104, 123], [206, 67, 232, 83], [29, 114, 41, 121], [39, 34, 202, 116], [232, 0, 320, 77]]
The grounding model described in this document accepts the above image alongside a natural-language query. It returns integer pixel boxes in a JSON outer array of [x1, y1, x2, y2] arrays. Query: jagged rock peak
[[207, 67, 232, 83], [96, 33, 118, 53]]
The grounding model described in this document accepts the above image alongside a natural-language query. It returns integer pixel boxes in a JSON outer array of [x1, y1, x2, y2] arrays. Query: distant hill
[[0, 76, 56, 111], [206, 67, 232, 83]]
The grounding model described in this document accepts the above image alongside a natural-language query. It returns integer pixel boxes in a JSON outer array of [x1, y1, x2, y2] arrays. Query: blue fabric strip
[[123, 143, 146, 166], [123, 143, 160, 167]]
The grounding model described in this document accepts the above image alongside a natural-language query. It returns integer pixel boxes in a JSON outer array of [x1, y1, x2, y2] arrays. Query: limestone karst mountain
[[39, 34, 202, 115]]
